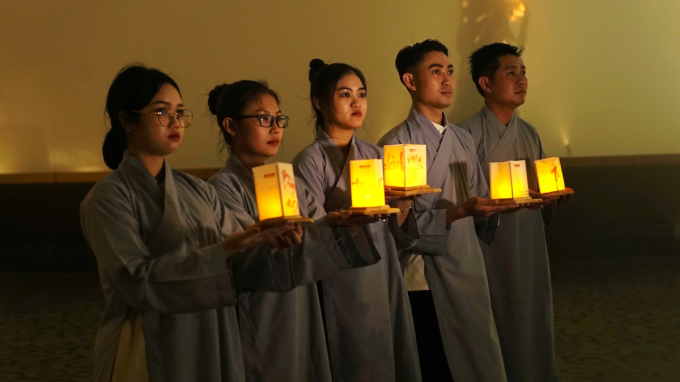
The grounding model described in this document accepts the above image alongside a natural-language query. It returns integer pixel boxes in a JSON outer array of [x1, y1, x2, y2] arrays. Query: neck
[[128, 148, 165, 180], [412, 100, 445, 125], [232, 148, 267, 170], [324, 124, 354, 150], [484, 99, 516, 126]]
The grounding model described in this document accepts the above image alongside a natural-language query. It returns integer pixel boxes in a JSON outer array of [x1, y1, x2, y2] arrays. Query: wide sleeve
[[81, 190, 236, 315], [469, 151, 499, 246]]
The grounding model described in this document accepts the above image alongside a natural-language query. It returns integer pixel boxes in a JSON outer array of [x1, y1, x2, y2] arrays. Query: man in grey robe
[[457, 42, 569, 382], [378, 39, 516, 382], [81, 152, 361, 382], [208, 154, 381, 382]]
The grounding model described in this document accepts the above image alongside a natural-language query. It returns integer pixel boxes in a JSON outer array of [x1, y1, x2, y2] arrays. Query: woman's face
[[126, 83, 186, 157], [322, 73, 367, 131], [228, 93, 284, 162]]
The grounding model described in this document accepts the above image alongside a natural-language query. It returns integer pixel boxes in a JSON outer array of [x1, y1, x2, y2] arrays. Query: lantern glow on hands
[[252, 163, 313, 224], [534, 157, 575, 196], [383, 144, 442, 197], [489, 160, 542, 204], [349, 159, 400, 215]]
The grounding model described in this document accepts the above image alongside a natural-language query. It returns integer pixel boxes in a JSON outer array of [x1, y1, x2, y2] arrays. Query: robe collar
[[480, 104, 518, 137]]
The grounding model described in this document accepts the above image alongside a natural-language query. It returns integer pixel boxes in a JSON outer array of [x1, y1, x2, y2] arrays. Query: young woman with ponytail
[[206, 80, 382, 382], [291, 59, 423, 382], [81, 64, 308, 382]]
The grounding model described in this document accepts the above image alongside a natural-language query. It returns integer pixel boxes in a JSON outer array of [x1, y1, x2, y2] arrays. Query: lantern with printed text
[[534, 157, 575, 196], [383, 144, 442, 197], [349, 159, 400, 215], [252, 163, 313, 224], [489, 160, 542, 204]]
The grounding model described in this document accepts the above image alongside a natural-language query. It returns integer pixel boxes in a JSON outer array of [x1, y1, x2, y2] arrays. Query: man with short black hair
[[380, 39, 514, 382], [457, 42, 568, 382]]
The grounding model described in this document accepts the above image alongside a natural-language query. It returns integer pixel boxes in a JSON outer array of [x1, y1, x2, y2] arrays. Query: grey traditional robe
[[378, 107, 507, 382], [208, 154, 380, 382], [291, 130, 422, 382], [81, 153, 338, 382], [458, 105, 558, 382]]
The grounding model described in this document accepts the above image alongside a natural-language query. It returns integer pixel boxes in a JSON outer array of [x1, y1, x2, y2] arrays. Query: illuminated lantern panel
[[252, 162, 301, 221], [350, 159, 386, 208], [535, 157, 566, 194], [383, 144, 428, 189], [489, 160, 531, 200]]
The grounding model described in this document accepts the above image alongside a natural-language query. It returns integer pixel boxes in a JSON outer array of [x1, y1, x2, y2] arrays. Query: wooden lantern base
[[349, 206, 401, 215], [257, 215, 314, 228], [541, 188, 575, 197], [386, 184, 442, 197], [496, 197, 544, 205]]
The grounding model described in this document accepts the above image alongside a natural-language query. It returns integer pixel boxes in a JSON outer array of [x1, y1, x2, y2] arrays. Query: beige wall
[[1, 0, 679, 174]]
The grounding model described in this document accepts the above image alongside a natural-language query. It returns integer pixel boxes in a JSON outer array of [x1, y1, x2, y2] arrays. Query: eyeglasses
[[235, 114, 289, 128], [134, 108, 194, 128]]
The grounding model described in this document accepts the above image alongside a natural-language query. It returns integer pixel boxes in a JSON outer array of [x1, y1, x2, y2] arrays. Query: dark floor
[[0, 249, 679, 382]]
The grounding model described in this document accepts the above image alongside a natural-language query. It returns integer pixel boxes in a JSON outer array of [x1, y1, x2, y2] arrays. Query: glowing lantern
[[349, 159, 399, 214], [383, 144, 442, 197], [534, 157, 574, 196], [384, 144, 428, 189], [489, 160, 541, 203], [252, 163, 313, 223]]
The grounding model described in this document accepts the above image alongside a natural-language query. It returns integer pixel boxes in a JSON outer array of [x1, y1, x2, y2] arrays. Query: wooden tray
[[349, 206, 401, 215], [496, 198, 543, 205], [386, 187, 442, 197], [541, 188, 575, 197]]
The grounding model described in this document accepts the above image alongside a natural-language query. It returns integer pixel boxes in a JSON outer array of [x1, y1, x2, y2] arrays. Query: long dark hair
[[103, 63, 180, 169], [207, 80, 280, 153], [308, 59, 367, 133]]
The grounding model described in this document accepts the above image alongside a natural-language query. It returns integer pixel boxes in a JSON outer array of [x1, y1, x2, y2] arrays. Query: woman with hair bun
[[206, 79, 382, 382], [291, 59, 422, 382], [81, 64, 308, 382]]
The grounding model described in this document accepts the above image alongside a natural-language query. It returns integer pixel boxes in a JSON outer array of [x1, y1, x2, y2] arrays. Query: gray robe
[[458, 105, 558, 382], [208, 154, 380, 382], [291, 130, 422, 382], [81, 153, 338, 382], [378, 107, 507, 382]]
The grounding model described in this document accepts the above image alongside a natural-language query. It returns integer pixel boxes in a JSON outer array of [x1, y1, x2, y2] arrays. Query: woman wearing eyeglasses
[[206, 80, 382, 382], [80, 64, 321, 382], [291, 59, 422, 382]]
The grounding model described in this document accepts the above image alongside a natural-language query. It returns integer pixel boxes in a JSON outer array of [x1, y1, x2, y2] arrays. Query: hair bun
[[208, 83, 229, 115], [308, 58, 327, 81]]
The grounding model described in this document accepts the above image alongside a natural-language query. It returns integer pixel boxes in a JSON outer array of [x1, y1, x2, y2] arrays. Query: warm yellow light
[[252, 162, 301, 221], [383, 144, 427, 189], [350, 159, 386, 208], [535, 157, 566, 194], [489, 160, 530, 199]]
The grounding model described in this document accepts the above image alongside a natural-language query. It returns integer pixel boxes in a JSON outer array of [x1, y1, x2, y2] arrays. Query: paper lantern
[[534, 157, 574, 196], [252, 163, 312, 223], [349, 159, 399, 214], [383, 144, 442, 197], [384, 144, 427, 189], [489, 160, 541, 203]]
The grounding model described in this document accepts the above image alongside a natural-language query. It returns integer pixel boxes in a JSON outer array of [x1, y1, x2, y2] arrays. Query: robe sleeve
[[387, 209, 420, 250], [293, 151, 382, 268], [469, 148, 499, 246], [81, 190, 236, 315], [378, 133, 446, 255]]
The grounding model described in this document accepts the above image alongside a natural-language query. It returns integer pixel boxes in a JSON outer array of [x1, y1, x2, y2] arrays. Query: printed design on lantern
[[286, 198, 298, 210], [282, 170, 296, 190], [406, 153, 424, 179], [385, 152, 404, 171]]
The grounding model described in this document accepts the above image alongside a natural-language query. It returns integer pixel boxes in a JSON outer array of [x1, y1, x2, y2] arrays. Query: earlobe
[[478, 77, 492, 94], [312, 97, 322, 112]]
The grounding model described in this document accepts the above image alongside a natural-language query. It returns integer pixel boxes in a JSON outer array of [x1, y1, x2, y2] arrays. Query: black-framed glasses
[[134, 108, 194, 128], [235, 114, 289, 128]]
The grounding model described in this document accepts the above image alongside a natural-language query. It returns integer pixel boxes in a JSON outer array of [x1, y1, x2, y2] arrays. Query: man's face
[[486, 54, 528, 108], [409, 51, 455, 109]]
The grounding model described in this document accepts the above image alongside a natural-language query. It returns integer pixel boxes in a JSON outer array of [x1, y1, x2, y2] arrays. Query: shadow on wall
[[449, 0, 530, 124]]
